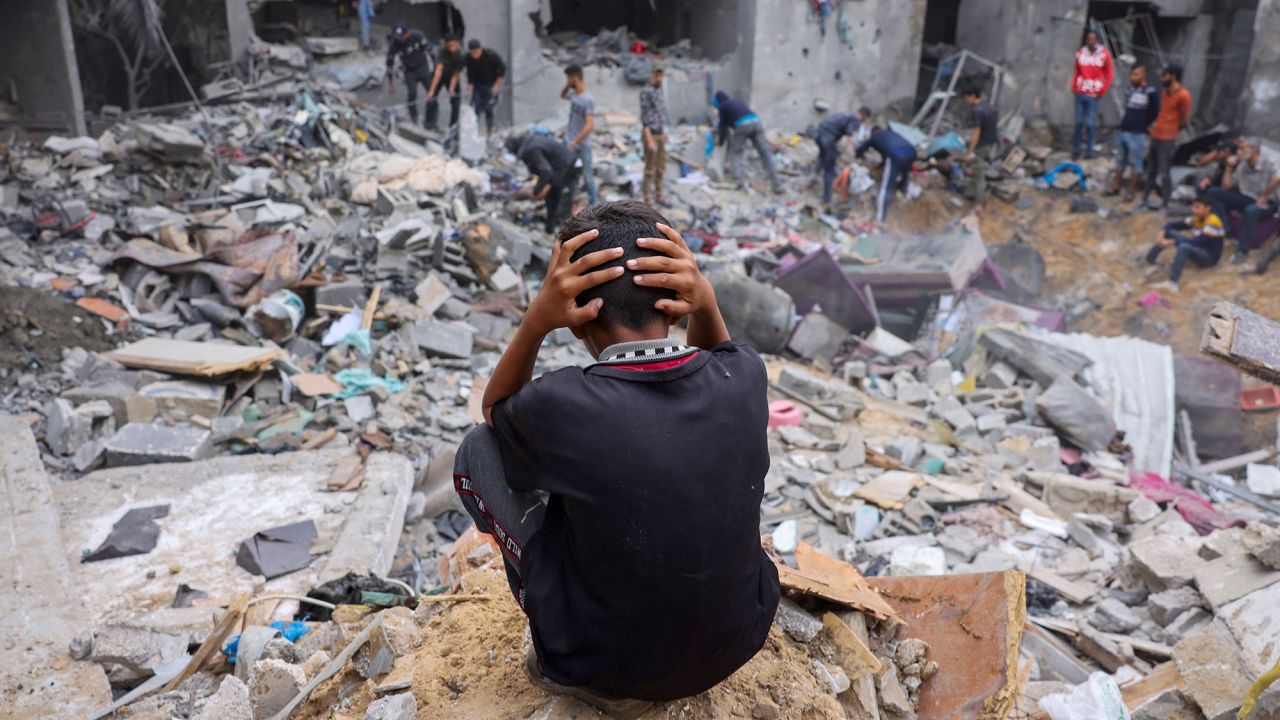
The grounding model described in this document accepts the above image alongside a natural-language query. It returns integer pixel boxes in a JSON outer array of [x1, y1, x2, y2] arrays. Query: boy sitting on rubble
[[1145, 193, 1225, 293], [452, 200, 780, 716]]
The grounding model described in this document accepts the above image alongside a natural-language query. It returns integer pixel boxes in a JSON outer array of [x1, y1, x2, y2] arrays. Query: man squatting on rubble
[[506, 132, 583, 233], [384, 25, 433, 125], [1106, 65, 1160, 202], [640, 64, 669, 206], [712, 91, 783, 194], [812, 111, 862, 207], [854, 108, 918, 223], [563, 65, 599, 204], [451, 200, 780, 716], [465, 39, 506, 136], [1145, 193, 1224, 293], [1070, 29, 1114, 161]]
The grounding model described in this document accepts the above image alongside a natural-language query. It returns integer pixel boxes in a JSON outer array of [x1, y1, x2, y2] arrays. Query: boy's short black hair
[[1192, 193, 1213, 208], [468, 39, 481, 50], [444, 32, 460, 43], [559, 200, 677, 331], [962, 85, 982, 99], [1163, 63, 1183, 81], [565, 64, 583, 78]]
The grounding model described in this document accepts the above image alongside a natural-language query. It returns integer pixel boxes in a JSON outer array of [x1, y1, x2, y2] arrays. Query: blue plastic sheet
[[333, 368, 406, 399]]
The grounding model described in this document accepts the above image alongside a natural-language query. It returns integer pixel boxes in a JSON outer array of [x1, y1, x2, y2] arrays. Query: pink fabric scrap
[[1128, 471, 1243, 534]]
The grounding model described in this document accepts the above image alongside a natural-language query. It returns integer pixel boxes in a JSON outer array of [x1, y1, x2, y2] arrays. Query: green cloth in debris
[[342, 328, 372, 356], [333, 368, 405, 399], [258, 411, 315, 441]]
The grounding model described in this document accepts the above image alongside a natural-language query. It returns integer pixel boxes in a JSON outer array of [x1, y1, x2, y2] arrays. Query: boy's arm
[[629, 223, 730, 349], [482, 229, 624, 425]]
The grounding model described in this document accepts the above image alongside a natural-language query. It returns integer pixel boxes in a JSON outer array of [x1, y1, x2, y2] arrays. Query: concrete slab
[[54, 448, 413, 628], [0, 414, 112, 719]]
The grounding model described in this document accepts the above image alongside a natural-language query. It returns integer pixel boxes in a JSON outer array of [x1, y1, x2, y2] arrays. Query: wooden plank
[[1021, 624, 1093, 685], [775, 542, 902, 624], [1194, 448, 1277, 475], [866, 571, 1027, 720], [107, 338, 282, 377], [1025, 565, 1095, 604], [163, 593, 249, 692], [1120, 662, 1185, 710], [1202, 301, 1280, 385]]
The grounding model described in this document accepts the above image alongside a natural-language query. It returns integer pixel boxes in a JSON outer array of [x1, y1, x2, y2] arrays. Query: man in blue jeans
[[561, 65, 598, 204], [1204, 139, 1280, 266], [1106, 66, 1159, 201], [1071, 30, 1114, 160], [1145, 195, 1225, 293]]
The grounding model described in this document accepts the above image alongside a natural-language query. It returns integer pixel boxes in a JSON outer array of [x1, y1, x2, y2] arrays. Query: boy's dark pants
[[1146, 232, 1216, 282], [453, 425, 546, 607]]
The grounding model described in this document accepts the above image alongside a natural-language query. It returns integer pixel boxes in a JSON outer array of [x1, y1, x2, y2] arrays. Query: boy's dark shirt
[[970, 101, 998, 147], [490, 341, 780, 701]]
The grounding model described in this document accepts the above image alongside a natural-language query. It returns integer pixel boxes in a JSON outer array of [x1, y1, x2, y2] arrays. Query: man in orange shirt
[[1142, 64, 1192, 209]]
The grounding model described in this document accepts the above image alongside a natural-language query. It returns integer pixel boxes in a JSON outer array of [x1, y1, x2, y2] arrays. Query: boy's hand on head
[[524, 228, 624, 335], [628, 223, 715, 321]]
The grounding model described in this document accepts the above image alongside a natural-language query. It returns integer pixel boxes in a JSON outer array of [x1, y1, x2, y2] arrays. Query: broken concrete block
[[315, 280, 367, 308], [885, 436, 922, 468], [1127, 495, 1160, 524], [86, 623, 189, 685], [1218, 580, 1280, 684], [940, 407, 976, 432], [1246, 463, 1280, 498], [44, 397, 91, 455], [411, 319, 475, 359], [1030, 472, 1139, 523], [876, 666, 913, 715], [194, 675, 252, 720], [936, 524, 984, 565], [1027, 435, 1064, 473], [1088, 597, 1141, 633], [776, 367, 863, 416], [102, 423, 213, 466], [774, 597, 823, 643], [1130, 688, 1202, 720], [836, 430, 866, 469], [1035, 377, 1115, 452], [489, 264, 521, 293], [924, 358, 953, 388], [135, 122, 205, 163], [366, 692, 417, 720], [301, 650, 331, 680], [976, 413, 1007, 432], [248, 658, 306, 720], [414, 273, 452, 316], [1173, 622, 1254, 720], [889, 545, 946, 576], [1162, 607, 1212, 645], [1127, 534, 1200, 591], [72, 439, 106, 473], [895, 380, 931, 406], [138, 380, 225, 423], [1243, 523, 1280, 569], [1148, 586, 1204, 627], [811, 660, 851, 695], [344, 395, 376, 423], [1193, 551, 1280, 610], [981, 361, 1018, 389]]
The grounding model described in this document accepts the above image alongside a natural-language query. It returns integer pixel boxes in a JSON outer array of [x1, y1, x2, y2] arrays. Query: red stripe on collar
[[608, 352, 700, 371]]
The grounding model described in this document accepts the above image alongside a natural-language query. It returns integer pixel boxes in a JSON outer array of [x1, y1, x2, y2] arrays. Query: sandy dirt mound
[[295, 568, 845, 720]]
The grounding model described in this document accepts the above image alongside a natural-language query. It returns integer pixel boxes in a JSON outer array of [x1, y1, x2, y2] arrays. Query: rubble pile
[[3, 39, 1280, 720]]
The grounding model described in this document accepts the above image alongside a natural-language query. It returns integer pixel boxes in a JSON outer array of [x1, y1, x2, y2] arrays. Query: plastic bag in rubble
[[458, 105, 485, 163], [1038, 672, 1131, 720]]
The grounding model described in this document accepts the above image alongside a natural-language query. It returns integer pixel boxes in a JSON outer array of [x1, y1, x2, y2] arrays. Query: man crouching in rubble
[[451, 200, 780, 717]]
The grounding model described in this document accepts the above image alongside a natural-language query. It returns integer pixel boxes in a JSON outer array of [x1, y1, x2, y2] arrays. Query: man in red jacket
[[1071, 29, 1114, 160]]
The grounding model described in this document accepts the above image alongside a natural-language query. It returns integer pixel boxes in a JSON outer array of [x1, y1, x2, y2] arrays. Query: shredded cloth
[[592, 338, 698, 366]]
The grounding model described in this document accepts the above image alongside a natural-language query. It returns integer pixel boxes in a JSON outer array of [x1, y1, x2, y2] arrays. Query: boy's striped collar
[[593, 339, 698, 366]]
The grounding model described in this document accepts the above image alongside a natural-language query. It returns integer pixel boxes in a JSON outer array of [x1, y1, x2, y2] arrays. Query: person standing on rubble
[[855, 117, 917, 224], [640, 64, 669, 206], [562, 65, 598, 204], [506, 132, 583, 233], [712, 91, 783, 195], [465, 39, 506, 136], [425, 33, 465, 132], [1106, 65, 1160, 202], [1142, 63, 1192, 210], [963, 86, 999, 210], [385, 25, 433, 125], [452, 200, 779, 716], [812, 111, 861, 208], [1070, 29, 1114, 161]]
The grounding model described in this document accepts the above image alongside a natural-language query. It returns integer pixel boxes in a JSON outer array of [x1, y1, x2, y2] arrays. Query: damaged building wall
[[0, 0, 86, 136], [1241, 0, 1280, 139], [747, 0, 926, 125]]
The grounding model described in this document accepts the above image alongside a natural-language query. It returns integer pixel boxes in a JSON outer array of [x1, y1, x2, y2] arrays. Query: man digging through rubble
[[451, 200, 780, 717], [506, 131, 582, 233]]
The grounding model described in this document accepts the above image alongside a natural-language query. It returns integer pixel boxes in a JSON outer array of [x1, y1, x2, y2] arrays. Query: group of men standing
[[385, 26, 506, 135]]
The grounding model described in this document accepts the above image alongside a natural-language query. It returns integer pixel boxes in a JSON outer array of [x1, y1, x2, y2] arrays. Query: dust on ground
[[0, 286, 113, 381], [295, 568, 845, 720]]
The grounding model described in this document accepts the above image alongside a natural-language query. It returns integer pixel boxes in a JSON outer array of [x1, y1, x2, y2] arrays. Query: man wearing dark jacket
[[385, 25, 433, 125], [506, 132, 582, 233], [465, 39, 506, 136], [426, 34, 465, 132], [855, 118, 917, 223], [1107, 65, 1160, 201], [812, 112, 861, 206], [712, 91, 782, 194]]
